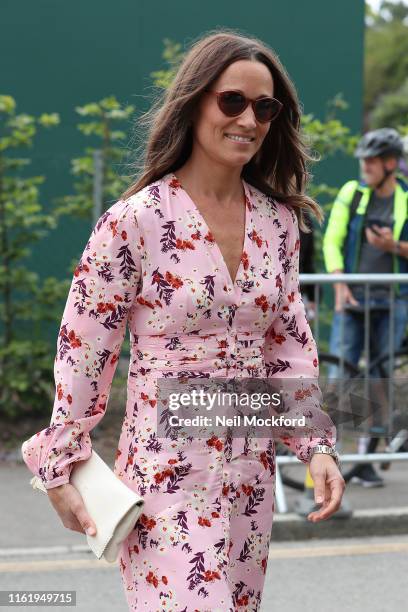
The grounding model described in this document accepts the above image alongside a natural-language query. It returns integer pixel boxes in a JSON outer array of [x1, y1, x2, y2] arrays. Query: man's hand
[[307, 453, 345, 522], [366, 226, 395, 252], [334, 282, 359, 311], [331, 269, 359, 311]]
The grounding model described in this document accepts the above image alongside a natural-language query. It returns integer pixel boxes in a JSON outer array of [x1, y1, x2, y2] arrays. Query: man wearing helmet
[[323, 128, 408, 487]]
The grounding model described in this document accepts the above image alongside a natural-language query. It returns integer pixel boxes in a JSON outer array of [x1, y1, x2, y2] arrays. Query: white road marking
[[1, 541, 408, 572], [268, 541, 408, 559], [0, 558, 116, 572]]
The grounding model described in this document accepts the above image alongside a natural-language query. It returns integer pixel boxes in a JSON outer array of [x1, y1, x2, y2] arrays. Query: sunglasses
[[204, 89, 283, 123]]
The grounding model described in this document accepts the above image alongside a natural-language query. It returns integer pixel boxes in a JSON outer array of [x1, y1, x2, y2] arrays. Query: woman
[[22, 30, 345, 611]]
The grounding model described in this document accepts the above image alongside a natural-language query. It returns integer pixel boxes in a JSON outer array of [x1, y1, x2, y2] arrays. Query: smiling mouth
[[224, 134, 255, 143]]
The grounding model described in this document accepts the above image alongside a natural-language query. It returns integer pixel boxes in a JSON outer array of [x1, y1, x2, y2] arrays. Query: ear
[[384, 156, 398, 172]]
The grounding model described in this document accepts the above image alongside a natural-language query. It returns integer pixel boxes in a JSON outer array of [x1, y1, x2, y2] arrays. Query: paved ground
[[1, 453, 407, 611], [1, 535, 407, 611], [1, 457, 407, 550], [264, 534, 408, 612]]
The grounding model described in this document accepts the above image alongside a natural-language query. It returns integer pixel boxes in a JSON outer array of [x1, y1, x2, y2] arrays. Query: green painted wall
[[1, 0, 365, 339]]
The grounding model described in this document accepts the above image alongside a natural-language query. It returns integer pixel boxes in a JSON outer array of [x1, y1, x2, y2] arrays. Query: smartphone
[[365, 218, 392, 236]]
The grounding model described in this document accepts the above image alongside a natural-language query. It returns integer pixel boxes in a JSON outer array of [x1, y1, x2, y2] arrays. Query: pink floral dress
[[22, 172, 335, 611]]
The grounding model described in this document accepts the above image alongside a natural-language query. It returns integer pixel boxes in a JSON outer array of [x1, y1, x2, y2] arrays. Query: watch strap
[[310, 444, 341, 468]]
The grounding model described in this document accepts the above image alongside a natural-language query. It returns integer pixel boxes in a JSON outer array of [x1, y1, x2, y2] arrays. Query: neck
[[175, 152, 245, 205], [373, 174, 397, 198]]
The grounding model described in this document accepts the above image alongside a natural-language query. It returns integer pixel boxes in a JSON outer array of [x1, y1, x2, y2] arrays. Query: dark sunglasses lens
[[218, 91, 247, 116], [255, 98, 282, 122]]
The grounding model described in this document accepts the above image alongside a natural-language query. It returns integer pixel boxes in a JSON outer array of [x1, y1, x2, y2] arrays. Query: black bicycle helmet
[[354, 128, 404, 159]]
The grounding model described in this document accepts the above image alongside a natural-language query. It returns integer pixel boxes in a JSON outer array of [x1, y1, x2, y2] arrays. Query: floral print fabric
[[22, 172, 335, 611]]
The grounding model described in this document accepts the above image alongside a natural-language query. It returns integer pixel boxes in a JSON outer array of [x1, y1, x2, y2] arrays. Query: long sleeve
[[264, 205, 336, 463], [22, 197, 143, 489]]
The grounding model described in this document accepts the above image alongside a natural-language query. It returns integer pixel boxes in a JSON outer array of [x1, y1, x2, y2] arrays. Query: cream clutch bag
[[28, 449, 144, 563]]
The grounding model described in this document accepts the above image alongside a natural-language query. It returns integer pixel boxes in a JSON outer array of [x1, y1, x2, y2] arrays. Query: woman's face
[[191, 59, 274, 169]]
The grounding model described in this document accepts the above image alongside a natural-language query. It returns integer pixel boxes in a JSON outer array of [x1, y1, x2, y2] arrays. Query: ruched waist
[[128, 332, 267, 380]]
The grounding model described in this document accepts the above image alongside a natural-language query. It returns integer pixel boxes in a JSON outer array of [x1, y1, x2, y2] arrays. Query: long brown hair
[[121, 28, 323, 230]]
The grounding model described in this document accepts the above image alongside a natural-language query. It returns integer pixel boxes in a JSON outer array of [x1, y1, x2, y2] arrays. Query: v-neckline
[[167, 172, 252, 293]]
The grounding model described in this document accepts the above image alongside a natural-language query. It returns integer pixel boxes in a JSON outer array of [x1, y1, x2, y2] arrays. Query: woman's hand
[[307, 453, 345, 522], [47, 482, 97, 536]]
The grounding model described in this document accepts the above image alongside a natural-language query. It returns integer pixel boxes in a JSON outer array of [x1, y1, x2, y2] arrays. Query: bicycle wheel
[[318, 352, 360, 379], [376, 346, 408, 379], [277, 353, 361, 491], [276, 443, 305, 491], [375, 347, 408, 436]]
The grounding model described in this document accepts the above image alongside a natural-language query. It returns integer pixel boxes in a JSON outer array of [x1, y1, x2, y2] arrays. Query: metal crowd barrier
[[275, 272, 408, 514], [275, 452, 408, 514]]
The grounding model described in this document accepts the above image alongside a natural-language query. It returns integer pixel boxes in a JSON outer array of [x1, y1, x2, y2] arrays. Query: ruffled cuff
[[21, 425, 93, 489]]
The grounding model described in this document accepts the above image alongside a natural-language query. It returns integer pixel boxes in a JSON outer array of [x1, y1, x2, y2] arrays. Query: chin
[[223, 158, 253, 170], [223, 150, 254, 163]]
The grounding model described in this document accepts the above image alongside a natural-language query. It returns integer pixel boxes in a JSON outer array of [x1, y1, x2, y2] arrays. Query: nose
[[235, 103, 257, 129]]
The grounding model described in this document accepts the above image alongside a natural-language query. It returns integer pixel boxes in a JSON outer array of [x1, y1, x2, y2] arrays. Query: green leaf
[[0, 95, 16, 114], [38, 112, 60, 127]]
